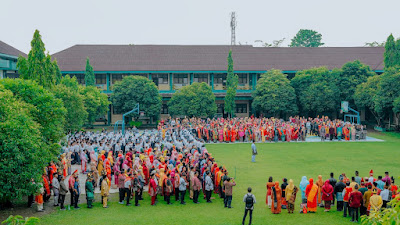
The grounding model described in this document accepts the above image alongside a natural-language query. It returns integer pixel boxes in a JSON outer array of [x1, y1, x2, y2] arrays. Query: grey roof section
[[0, 41, 26, 58], [52, 45, 385, 72]]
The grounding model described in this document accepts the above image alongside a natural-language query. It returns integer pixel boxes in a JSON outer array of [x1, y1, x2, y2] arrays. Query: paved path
[[206, 135, 383, 144]]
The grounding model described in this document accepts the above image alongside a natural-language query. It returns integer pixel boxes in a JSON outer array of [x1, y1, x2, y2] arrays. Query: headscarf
[[300, 176, 309, 191], [287, 179, 294, 191], [322, 179, 333, 193]]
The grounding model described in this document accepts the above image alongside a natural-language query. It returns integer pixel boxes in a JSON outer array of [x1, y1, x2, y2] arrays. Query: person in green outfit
[[86, 175, 94, 208]]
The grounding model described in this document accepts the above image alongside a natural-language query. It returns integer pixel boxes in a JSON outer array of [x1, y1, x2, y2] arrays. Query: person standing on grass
[[124, 173, 132, 206], [179, 172, 187, 205], [369, 188, 383, 214], [149, 173, 157, 206], [271, 181, 282, 214], [285, 179, 298, 214], [68, 170, 78, 208], [329, 172, 337, 206], [118, 169, 126, 204], [305, 178, 318, 213], [299, 176, 309, 206], [266, 176, 274, 209], [349, 184, 363, 223], [205, 171, 214, 203], [73, 177, 80, 209], [192, 171, 201, 204], [101, 172, 110, 208], [85, 176, 94, 208], [380, 185, 390, 208], [242, 187, 256, 225], [59, 175, 68, 210], [163, 173, 173, 205], [52, 172, 60, 207], [334, 175, 346, 211], [224, 177, 236, 208], [322, 180, 333, 212], [342, 182, 352, 217], [251, 140, 257, 163], [363, 184, 373, 216]]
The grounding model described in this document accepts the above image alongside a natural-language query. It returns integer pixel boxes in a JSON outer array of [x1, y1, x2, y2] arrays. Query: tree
[[374, 67, 400, 126], [289, 29, 324, 47], [361, 197, 400, 224], [252, 69, 298, 117], [0, 87, 50, 205], [224, 50, 238, 117], [53, 59, 62, 85], [53, 76, 88, 131], [0, 79, 66, 144], [111, 76, 161, 121], [384, 34, 397, 69], [168, 82, 217, 118], [1, 215, 40, 225], [17, 30, 58, 89], [354, 75, 383, 126], [80, 86, 110, 125], [364, 41, 385, 47], [85, 58, 95, 86], [291, 67, 339, 115], [333, 60, 376, 106]]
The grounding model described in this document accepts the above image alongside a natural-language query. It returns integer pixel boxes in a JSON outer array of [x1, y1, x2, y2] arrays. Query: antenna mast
[[230, 12, 237, 45]]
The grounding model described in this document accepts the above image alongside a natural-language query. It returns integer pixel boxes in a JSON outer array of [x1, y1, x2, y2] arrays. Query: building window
[[238, 74, 247, 85], [235, 104, 247, 114], [112, 74, 124, 84], [214, 73, 226, 84], [161, 104, 169, 114], [193, 74, 208, 84], [152, 74, 169, 85], [173, 74, 189, 85], [217, 104, 224, 114], [95, 74, 106, 84], [67, 74, 85, 85]]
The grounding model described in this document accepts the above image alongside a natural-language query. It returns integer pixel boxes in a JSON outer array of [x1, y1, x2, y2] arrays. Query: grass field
[[40, 132, 400, 225]]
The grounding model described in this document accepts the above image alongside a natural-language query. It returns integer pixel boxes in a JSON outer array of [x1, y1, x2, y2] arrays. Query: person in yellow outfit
[[369, 188, 383, 214], [101, 171, 110, 208]]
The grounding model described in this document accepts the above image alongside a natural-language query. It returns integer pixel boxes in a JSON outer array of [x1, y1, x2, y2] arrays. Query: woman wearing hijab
[[299, 176, 309, 205], [322, 180, 334, 212], [285, 179, 298, 213], [316, 175, 324, 207], [281, 178, 288, 209], [305, 178, 318, 213], [266, 176, 274, 208], [271, 181, 282, 214]]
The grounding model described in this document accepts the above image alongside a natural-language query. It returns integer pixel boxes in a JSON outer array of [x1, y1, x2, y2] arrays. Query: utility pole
[[230, 12, 237, 46]]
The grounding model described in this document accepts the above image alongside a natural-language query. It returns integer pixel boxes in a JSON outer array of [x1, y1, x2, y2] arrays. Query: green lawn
[[40, 132, 400, 225]]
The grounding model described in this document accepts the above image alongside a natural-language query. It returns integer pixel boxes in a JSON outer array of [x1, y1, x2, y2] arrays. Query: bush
[[129, 121, 142, 128]]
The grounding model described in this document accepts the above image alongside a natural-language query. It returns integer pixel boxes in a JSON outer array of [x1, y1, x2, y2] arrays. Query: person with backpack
[[242, 187, 256, 225]]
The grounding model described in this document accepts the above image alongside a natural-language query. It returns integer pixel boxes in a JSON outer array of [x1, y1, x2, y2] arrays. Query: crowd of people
[[29, 116, 392, 225], [32, 121, 238, 212], [159, 116, 367, 143], [264, 171, 398, 223]]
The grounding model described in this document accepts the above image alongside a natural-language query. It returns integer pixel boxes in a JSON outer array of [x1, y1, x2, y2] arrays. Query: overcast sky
[[2, 0, 400, 54]]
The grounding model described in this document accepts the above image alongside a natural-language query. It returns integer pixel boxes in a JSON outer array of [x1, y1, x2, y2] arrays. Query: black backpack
[[245, 194, 254, 209]]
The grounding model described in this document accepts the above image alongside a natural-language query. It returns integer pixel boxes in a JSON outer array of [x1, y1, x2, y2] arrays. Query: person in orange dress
[[305, 178, 318, 212], [271, 181, 282, 214], [266, 177, 274, 208], [316, 175, 324, 207]]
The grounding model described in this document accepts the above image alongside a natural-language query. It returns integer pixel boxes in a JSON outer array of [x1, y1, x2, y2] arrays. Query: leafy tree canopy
[[17, 30, 59, 89], [0, 78, 66, 144], [168, 82, 217, 118], [80, 86, 110, 125], [289, 29, 324, 47], [224, 50, 238, 117], [111, 76, 161, 120], [291, 67, 339, 115], [85, 58, 95, 86], [354, 75, 382, 126], [53, 76, 88, 131], [0, 86, 51, 204], [333, 60, 376, 105], [252, 69, 298, 117]]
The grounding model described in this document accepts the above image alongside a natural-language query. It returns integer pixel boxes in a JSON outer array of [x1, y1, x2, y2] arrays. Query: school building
[[0, 41, 385, 124]]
